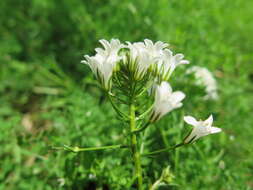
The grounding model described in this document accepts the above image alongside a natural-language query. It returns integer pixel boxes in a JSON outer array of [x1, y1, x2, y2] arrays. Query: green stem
[[136, 104, 154, 120], [133, 121, 151, 133], [108, 94, 128, 119], [142, 143, 184, 157], [62, 144, 127, 153], [130, 103, 143, 190], [150, 179, 162, 190]]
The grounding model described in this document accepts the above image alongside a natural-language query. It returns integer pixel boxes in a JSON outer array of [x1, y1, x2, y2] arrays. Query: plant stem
[[150, 179, 162, 190], [108, 93, 128, 119], [133, 121, 151, 133], [129, 102, 143, 190], [142, 143, 184, 156], [62, 144, 127, 153]]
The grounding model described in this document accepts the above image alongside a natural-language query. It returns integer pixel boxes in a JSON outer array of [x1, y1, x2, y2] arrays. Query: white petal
[[174, 102, 183, 109], [110, 39, 120, 47], [158, 82, 172, 98], [184, 116, 198, 126], [171, 91, 185, 103], [99, 39, 110, 50], [204, 115, 213, 126], [144, 39, 153, 46], [95, 48, 104, 54], [174, 53, 184, 61], [81, 60, 86, 64], [163, 49, 173, 58], [155, 41, 169, 49], [210, 126, 222, 134], [179, 60, 190, 65]]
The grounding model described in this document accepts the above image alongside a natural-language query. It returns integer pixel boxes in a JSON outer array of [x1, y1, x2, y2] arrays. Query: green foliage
[[0, 0, 253, 189]]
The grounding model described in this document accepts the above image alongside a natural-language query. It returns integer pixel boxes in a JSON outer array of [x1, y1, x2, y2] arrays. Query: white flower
[[126, 41, 151, 79], [183, 115, 222, 144], [126, 39, 188, 80], [126, 39, 168, 80], [134, 39, 189, 80], [143, 39, 168, 58], [150, 82, 185, 122], [187, 66, 218, 100], [156, 49, 189, 80], [81, 39, 123, 89]]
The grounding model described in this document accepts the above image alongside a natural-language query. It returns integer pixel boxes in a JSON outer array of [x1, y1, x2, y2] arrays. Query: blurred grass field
[[0, 0, 253, 189]]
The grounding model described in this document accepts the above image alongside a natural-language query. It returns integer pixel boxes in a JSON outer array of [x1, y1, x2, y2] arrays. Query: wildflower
[[126, 41, 151, 79], [156, 49, 189, 80], [142, 39, 169, 58], [126, 39, 189, 81], [126, 39, 168, 80], [183, 115, 222, 144], [187, 66, 218, 100], [81, 39, 123, 90], [150, 82, 185, 122]]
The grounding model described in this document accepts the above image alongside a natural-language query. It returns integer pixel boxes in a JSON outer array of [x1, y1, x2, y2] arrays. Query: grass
[[0, 0, 253, 189]]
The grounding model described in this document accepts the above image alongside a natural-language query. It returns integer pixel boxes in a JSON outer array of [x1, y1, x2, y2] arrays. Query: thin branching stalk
[[62, 144, 128, 153], [129, 100, 143, 189], [142, 143, 184, 157]]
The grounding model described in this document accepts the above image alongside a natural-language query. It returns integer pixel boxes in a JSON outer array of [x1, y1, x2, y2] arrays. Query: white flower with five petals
[[150, 82, 185, 122], [126, 39, 168, 80], [183, 115, 222, 144], [81, 39, 123, 89], [156, 49, 189, 80]]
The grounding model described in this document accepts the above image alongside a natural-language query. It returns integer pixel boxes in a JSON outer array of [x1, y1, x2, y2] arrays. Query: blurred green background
[[1, 0, 253, 189]]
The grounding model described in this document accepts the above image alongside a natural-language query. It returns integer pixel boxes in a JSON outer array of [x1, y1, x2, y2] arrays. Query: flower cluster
[[82, 39, 189, 90], [82, 39, 221, 143], [126, 39, 189, 81], [187, 66, 218, 100]]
